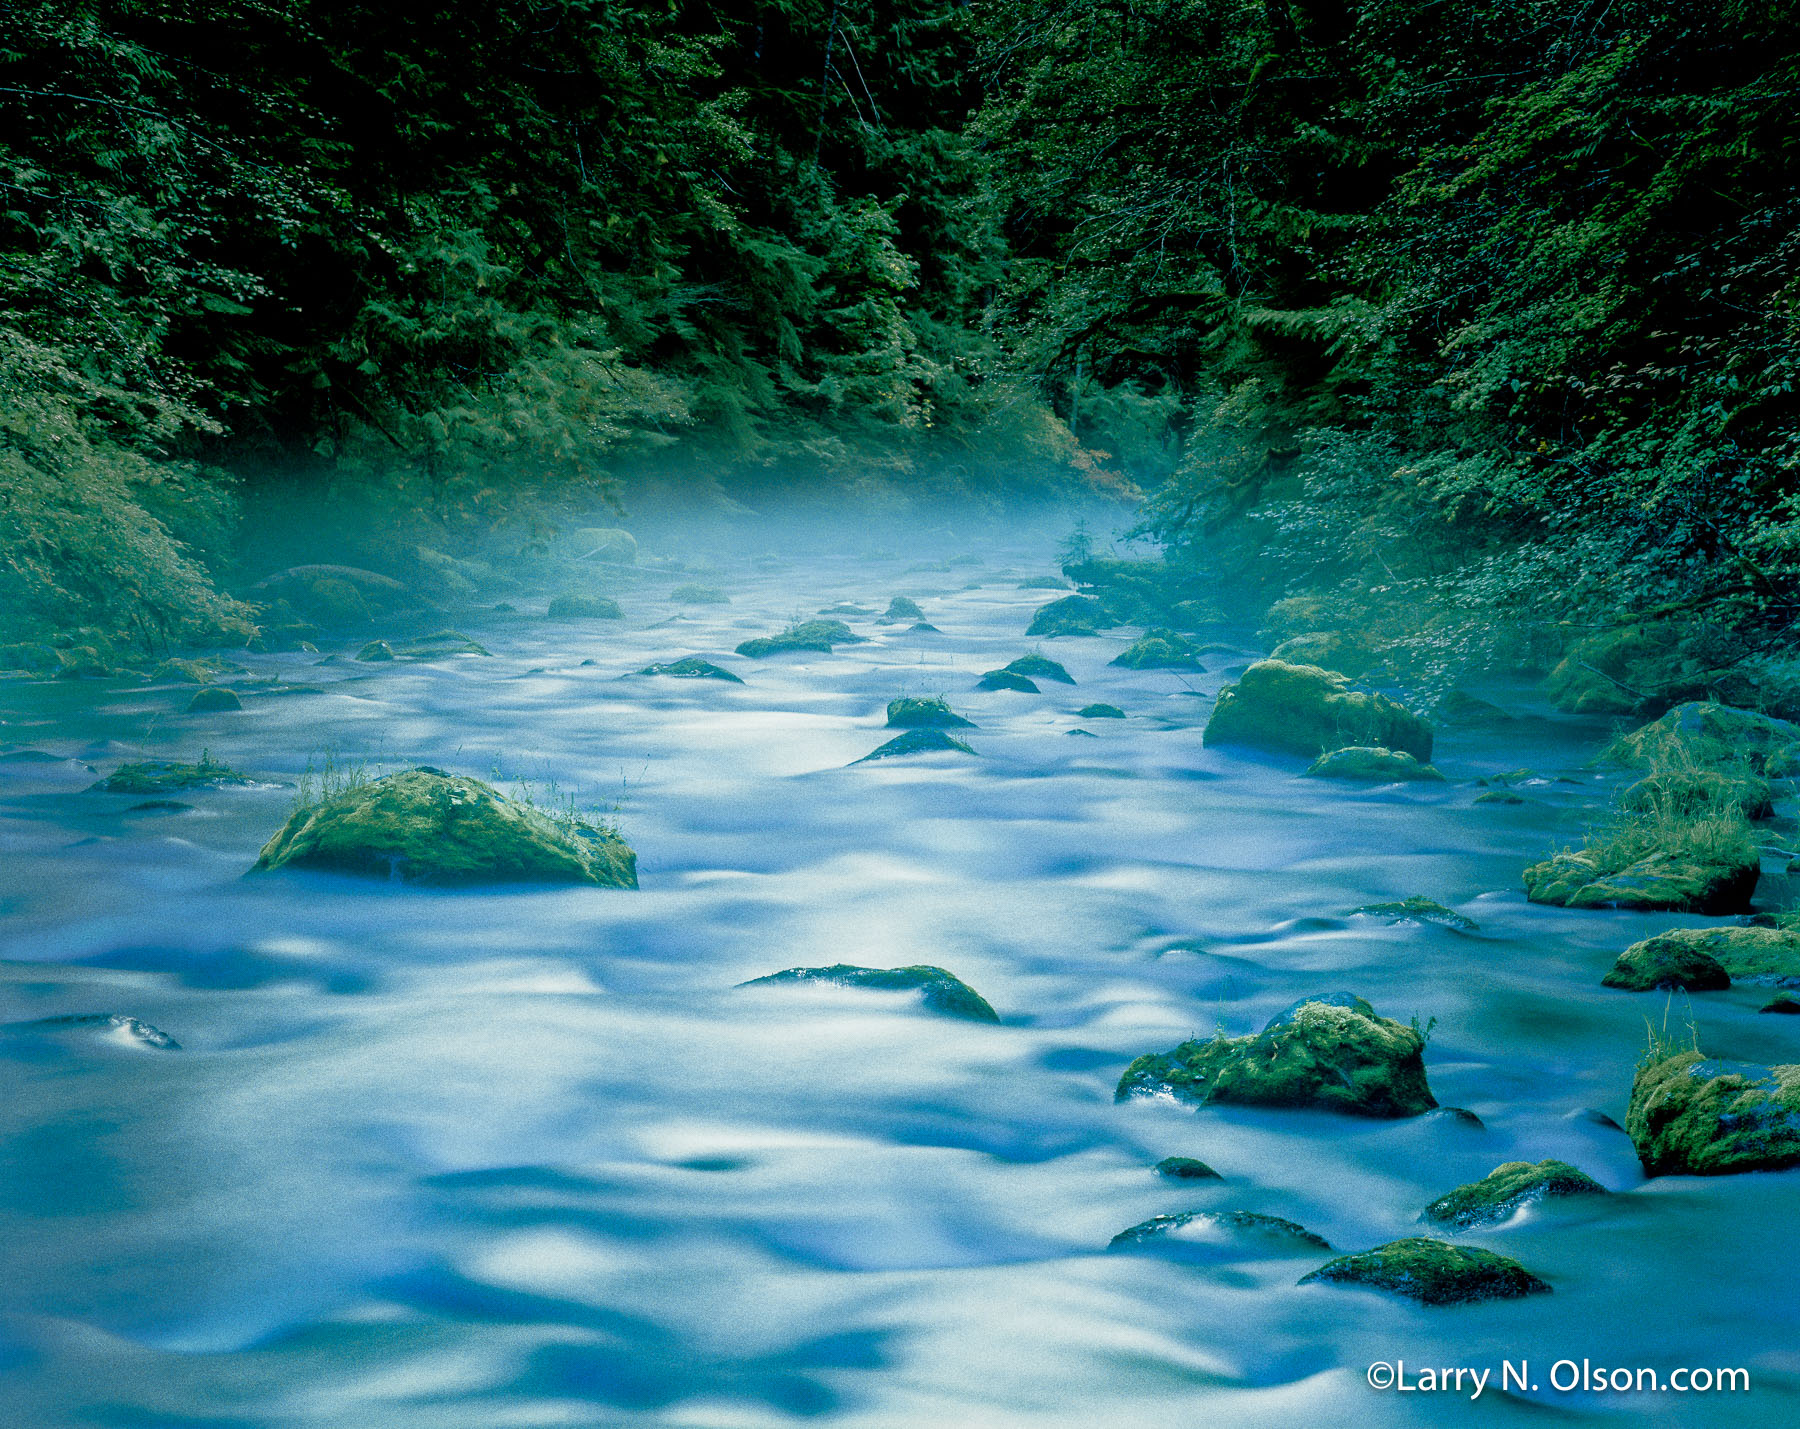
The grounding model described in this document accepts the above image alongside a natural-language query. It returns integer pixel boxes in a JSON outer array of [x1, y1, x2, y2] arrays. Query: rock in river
[[741, 964, 998, 1021], [1110, 1209, 1330, 1257], [1305, 746, 1445, 783], [1602, 937, 1731, 991], [1204, 661, 1433, 762], [1523, 846, 1759, 914], [1628, 1050, 1800, 1176], [1299, 1238, 1550, 1306], [886, 697, 974, 729], [855, 729, 977, 763], [88, 758, 251, 794], [1423, 1160, 1606, 1229]]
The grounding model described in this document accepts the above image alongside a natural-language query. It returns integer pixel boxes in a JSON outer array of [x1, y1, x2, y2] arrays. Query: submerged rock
[[89, 758, 251, 794], [636, 657, 743, 682], [547, 593, 624, 620], [1204, 661, 1433, 762], [1350, 897, 1478, 933], [977, 670, 1039, 692], [568, 527, 637, 564], [2, 1013, 181, 1050], [186, 686, 243, 713], [1116, 993, 1437, 1118], [1628, 1050, 1800, 1176], [1269, 631, 1373, 677], [1154, 1156, 1222, 1181], [886, 697, 974, 729], [1305, 746, 1445, 783], [736, 619, 863, 658], [1078, 703, 1125, 719], [1026, 594, 1112, 638], [999, 654, 1074, 684], [1299, 1238, 1550, 1306], [1474, 790, 1526, 805], [1110, 1209, 1329, 1256], [252, 768, 637, 888], [356, 639, 394, 662], [882, 596, 924, 621], [742, 964, 998, 1021], [1603, 938, 1731, 991], [670, 584, 729, 604], [855, 729, 977, 762], [1523, 846, 1760, 914], [1110, 628, 1201, 670], [1423, 1160, 1606, 1229]]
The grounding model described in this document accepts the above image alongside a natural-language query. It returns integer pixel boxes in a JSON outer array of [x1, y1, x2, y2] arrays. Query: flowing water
[[2, 518, 1796, 1427]]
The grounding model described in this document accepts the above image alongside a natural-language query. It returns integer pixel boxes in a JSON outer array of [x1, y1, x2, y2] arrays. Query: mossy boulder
[[1204, 661, 1433, 762], [1026, 594, 1112, 638], [547, 593, 624, 620], [883, 596, 924, 621], [89, 757, 251, 793], [1603, 702, 1800, 773], [1546, 623, 1708, 716], [1078, 703, 1125, 719], [253, 769, 636, 887], [1110, 1210, 1330, 1257], [1154, 1156, 1221, 1181], [1423, 1160, 1606, 1229], [356, 639, 395, 662], [186, 686, 243, 713], [636, 657, 743, 682], [358, 631, 490, 661], [55, 646, 111, 679], [736, 619, 863, 658], [977, 670, 1039, 692], [1523, 846, 1760, 914], [1618, 924, 1800, 985], [1116, 993, 1437, 1118], [1110, 628, 1201, 670], [1000, 653, 1074, 684], [1305, 746, 1445, 783], [1603, 937, 1731, 991], [568, 527, 637, 564], [1270, 631, 1374, 677], [152, 658, 213, 684], [1350, 897, 1477, 933], [670, 585, 729, 604], [742, 964, 997, 1021], [887, 697, 974, 729], [1619, 768, 1772, 821], [1627, 1050, 1800, 1176], [1762, 995, 1800, 1014], [1299, 1238, 1550, 1306], [856, 729, 976, 762]]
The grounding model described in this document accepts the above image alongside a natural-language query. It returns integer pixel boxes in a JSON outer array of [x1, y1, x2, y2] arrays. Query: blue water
[[1, 525, 1796, 1426]]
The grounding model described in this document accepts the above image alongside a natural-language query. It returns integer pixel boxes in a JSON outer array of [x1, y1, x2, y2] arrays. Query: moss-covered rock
[[882, 596, 924, 621], [671, 584, 729, 604], [1110, 628, 1201, 670], [887, 697, 974, 729], [1078, 703, 1125, 719], [1154, 1156, 1221, 1181], [1026, 594, 1112, 638], [1603, 702, 1800, 773], [306, 576, 370, 625], [1627, 1050, 1800, 1176], [55, 646, 111, 679], [1299, 1238, 1551, 1306], [1546, 623, 1709, 717], [547, 593, 624, 620], [1622, 925, 1800, 985], [152, 658, 213, 684], [1762, 994, 1800, 1014], [1603, 937, 1731, 991], [1001, 653, 1074, 684], [1305, 746, 1446, 783], [1474, 790, 1526, 805], [1116, 993, 1437, 1118], [1523, 846, 1760, 914], [1423, 1160, 1606, 1229], [252, 768, 637, 887], [359, 631, 491, 661], [89, 757, 251, 793], [568, 527, 637, 564], [356, 639, 395, 662], [1270, 631, 1374, 677], [977, 670, 1039, 692], [855, 729, 977, 762], [1437, 690, 1517, 727], [1350, 897, 1477, 933], [736, 619, 863, 658], [741, 963, 997, 1021], [636, 657, 743, 682], [1619, 768, 1772, 821], [1110, 1209, 1330, 1256], [1204, 661, 1433, 762], [186, 686, 243, 713], [1018, 575, 1073, 590]]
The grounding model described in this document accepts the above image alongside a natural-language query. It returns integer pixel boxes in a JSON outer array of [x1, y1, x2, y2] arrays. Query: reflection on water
[[1, 516, 1796, 1426]]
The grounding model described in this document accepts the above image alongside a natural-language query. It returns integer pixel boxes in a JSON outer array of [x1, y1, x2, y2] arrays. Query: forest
[[4, 0, 1799, 708]]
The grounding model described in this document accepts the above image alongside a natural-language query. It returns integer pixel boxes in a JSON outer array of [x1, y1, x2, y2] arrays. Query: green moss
[[977, 670, 1038, 692], [1350, 897, 1477, 932], [1306, 746, 1445, 783], [1602, 702, 1800, 772], [1204, 661, 1433, 762], [547, 593, 623, 620], [887, 697, 974, 729], [1620, 769, 1772, 821], [670, 584, 729, 604], [186, 686, 243, 713], [55, 646, 111, 679], [89, 756, 251, 793], [1078, 703, 1125, 719], [1269, 631, 1373, 677], [0, 642, 57, 673], [636, 657, 743, 682], [1026, 594, 1112, 637], [1153, 1156, 1221, 1181], [1474, 790, 1526, 805], [251, 768, 637, 888], [1762, 995, 1800, 1014], [1603, 935, 1732, 991], [883, 596, 924, 620], [742, 963, 998, 1021], [736, 619, 863, 658], [1299, 1238, 1551, 1305], [1110, 1209, 1329, 1254], [1002, 653, 1074, 684], [1423, 1160, 1606, 1229], [356, 640, 395, 662], [1110, 627, 1201, 670], [1523, 843, 1760, 914], [152, 658, 213, 684], [856, 729, 977, 762], [1627, 1050, 1800, 1176], [1546, 624, 1698, 716], [1116, 993, 1437, 1118]]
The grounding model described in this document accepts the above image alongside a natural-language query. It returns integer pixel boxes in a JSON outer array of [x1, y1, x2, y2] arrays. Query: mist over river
[[2, 511, 1795, 1427]]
